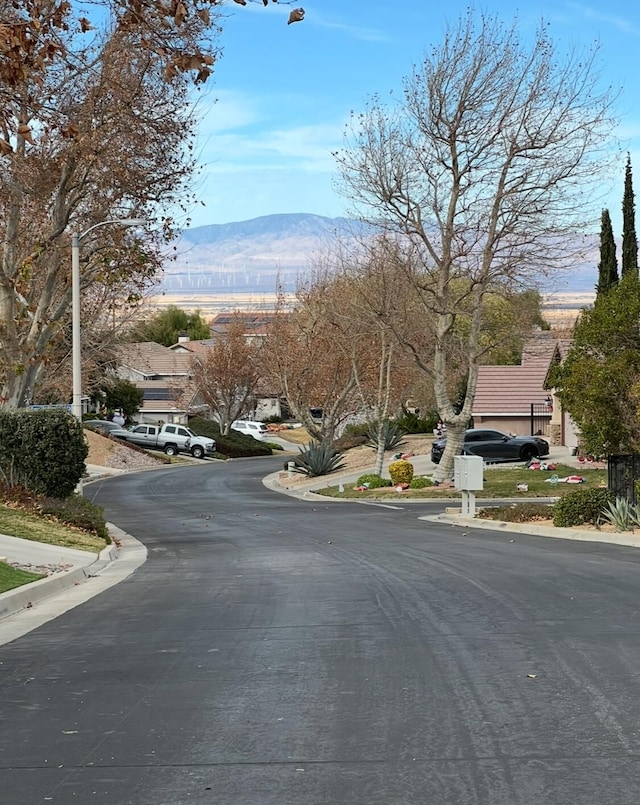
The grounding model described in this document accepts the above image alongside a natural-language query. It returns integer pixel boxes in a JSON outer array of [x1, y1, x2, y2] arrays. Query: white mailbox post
[[454, 455, 484, 517]]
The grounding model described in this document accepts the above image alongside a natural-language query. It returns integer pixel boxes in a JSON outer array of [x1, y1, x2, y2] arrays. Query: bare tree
[[329, 239, 415, 474], [262, 281, 360, 442], [335, 12, 616, 480], [190, 317, 262, 434]]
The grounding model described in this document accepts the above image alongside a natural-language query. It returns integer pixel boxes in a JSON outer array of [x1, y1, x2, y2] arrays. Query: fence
[[529, 402, 552, 437], [608, 454, 640, 504]]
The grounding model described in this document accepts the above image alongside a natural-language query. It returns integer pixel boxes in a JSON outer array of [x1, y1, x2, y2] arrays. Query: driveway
[[2, 457, 640, 804]]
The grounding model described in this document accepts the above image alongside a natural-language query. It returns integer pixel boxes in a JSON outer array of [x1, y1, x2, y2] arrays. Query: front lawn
[[0, 561, 44, 594], [314, 464, 607, 500]]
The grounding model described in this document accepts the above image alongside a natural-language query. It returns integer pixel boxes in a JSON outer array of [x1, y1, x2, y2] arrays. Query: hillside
[[159, 213, 601, 299], [163, 214, 364, 296]]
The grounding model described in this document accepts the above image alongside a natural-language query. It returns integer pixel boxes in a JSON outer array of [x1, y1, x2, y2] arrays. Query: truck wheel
[[191, 445, 204, 459], [164, 444, 178, 456]]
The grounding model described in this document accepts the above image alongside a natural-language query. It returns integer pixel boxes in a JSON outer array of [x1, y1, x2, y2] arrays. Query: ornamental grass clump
[[366, 420, 407, 452], [599, 497, 640, 532], [294, 441, 346, 478], [388, 459, 414, 486]]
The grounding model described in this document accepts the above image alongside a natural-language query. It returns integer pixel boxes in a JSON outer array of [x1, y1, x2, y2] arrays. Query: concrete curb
[[0, 565, 93, 620], [262, 472, 348, 502]]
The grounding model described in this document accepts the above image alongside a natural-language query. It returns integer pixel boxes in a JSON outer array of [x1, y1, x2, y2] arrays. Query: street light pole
[[71, 218, 146, 421]]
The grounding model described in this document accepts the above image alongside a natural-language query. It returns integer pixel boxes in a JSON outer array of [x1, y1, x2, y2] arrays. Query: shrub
[[356, 473, 392, 489], [37, 494, 110, 542], [342, 422, 370, 438], [294, 442, 346, 477], [552, 487, 615, 528], [479, 503, 554, 523], [409, 476, 433, 489], [333, 433, 367, 451], [395, 408, 439, 434], [263, 415, 283, 424], [366, 420, 407, 452], [388, 459, 414, 485], [0, 408, 87, 497]]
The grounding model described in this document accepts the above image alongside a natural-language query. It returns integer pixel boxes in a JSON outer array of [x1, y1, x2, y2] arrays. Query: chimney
[[177, 330, 190, 343]]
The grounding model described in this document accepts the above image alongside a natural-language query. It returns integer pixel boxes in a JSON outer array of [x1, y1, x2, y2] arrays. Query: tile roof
[[135, 379, 200, 412], [473, 334, 568, 416], [116, 342, 192, 377]]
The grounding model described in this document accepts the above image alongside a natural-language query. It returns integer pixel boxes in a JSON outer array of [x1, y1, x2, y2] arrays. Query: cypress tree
[[622, 154, 638, 277], [596, 208, 618, 296]]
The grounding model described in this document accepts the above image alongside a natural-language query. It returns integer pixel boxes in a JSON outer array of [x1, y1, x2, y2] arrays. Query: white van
[[231, 420, 270, 441]]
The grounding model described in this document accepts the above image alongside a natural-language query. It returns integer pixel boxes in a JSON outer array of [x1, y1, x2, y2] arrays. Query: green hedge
[[552, 487, 615, 528], [188, 417, 273, 458], [0, 409, 87, 498], [356, 473, 392, 489]]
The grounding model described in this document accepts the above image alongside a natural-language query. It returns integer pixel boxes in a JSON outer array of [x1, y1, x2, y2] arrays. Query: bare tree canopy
[[334, 11, 616, 480]]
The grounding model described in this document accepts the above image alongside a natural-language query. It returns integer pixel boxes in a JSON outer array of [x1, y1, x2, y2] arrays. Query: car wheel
[[520, 445, 537, 462], [164, 445, 178, 456], [191, 445, 204, 459]]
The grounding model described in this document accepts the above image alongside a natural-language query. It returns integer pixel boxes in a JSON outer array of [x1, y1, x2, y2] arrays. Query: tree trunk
[[374, 419, 386, 476]]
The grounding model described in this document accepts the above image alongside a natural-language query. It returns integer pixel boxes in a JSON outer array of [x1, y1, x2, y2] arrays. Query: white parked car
[[231, 420, 270, 441]]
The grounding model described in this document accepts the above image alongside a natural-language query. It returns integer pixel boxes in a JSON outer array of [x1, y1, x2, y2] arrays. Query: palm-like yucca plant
[[294, 441, 346, 477], [366, 420, 407, 452], [599, 497, 640, 532]]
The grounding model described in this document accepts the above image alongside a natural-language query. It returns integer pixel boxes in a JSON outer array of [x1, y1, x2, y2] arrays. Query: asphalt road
[[3, 458, 640, 804]]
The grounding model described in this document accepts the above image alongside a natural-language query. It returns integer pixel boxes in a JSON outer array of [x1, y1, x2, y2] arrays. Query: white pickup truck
[[110, 423, 216, 458]]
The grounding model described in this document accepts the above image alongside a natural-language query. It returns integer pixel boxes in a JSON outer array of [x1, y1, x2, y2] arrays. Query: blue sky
[[186, 0, 640, 233]]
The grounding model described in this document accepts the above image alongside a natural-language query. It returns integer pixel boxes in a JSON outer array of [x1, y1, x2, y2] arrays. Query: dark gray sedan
[[431, 428, 550, 464], [83, 419, 126, 436]]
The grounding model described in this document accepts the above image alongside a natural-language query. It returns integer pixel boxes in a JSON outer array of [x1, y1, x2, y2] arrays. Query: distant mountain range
[[161, 213, 600, 297], [162, 214, 361, 296]]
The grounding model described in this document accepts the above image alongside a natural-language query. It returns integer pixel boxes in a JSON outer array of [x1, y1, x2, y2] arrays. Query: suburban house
[[472, 333, 578, 448], [116, 342, 206, 424], [169, 333, 287, 422]]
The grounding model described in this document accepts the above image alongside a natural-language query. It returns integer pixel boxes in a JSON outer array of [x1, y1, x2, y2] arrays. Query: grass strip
[[314, 463, 607, 500], [0, 561, 44, 594]]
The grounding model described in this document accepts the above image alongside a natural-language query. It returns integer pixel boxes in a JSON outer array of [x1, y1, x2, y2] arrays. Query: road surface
[[2, 458, 640, 803]]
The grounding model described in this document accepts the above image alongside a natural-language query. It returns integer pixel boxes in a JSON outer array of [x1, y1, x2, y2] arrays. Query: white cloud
[[309, 15, 389, 43], [195, 88, 347, 174], [567, 3, 640, 35], [193, 90, 262, 135]]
